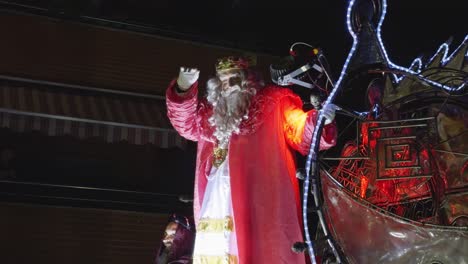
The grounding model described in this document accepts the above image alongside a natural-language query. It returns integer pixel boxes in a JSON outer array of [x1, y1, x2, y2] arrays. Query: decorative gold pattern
[[215, 56, 249, 72], [215, 55, 257, 72], [213, 147, 228, 168], [193, 254, 238, 264], [197, 216, 234, 233]]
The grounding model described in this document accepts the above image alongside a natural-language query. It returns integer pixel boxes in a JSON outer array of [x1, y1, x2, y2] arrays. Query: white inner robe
[[193, 155, 238, 263]]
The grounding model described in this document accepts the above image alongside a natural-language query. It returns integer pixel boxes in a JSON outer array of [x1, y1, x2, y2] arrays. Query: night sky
[[130, 0, 467, 69]]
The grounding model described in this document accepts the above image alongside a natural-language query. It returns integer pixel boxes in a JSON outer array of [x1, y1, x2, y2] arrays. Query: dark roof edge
[[0, 4, 279, 56]]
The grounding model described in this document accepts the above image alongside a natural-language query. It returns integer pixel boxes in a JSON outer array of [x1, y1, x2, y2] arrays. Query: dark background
[[0, 0, 466, 210], [2, 0, 467, 68]]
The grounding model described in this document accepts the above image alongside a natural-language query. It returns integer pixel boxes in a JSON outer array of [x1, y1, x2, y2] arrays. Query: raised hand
[[177, 67, 200, 90]]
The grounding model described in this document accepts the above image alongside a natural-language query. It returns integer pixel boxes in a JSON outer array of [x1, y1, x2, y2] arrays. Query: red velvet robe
[[166, 80, 337, 263]]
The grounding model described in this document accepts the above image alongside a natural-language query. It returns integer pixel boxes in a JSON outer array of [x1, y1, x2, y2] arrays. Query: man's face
[[310, 94, 321, 109], [218, 71, 243, 96], [162, 222, 178, 248]]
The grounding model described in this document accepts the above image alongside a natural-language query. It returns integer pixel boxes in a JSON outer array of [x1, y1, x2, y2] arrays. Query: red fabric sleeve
[[166, 79, 201, 142], [282, 97, 337, 155]]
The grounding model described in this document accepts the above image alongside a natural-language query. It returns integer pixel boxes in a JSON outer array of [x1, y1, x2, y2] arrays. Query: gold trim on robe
[[193, 254, 238, 264], [197, 216, 234, 233]]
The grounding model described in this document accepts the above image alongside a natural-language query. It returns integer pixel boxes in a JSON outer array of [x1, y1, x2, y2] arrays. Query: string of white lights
[[393, 57, 422, 83], [375, 0, 467, 91], [302, 1, 359, 262]]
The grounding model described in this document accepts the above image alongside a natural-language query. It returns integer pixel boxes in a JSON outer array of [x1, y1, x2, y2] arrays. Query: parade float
[[272, 0, 467, 263]]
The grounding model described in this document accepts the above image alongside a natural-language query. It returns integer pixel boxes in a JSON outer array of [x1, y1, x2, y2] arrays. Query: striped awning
[[0, 78, 185, 148]]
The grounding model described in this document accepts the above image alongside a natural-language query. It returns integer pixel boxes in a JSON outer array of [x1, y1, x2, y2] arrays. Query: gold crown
[[215, 56, 256, 72]]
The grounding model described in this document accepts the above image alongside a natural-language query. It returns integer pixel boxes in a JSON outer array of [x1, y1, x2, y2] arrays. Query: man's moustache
[[221, 86, 241, 97]]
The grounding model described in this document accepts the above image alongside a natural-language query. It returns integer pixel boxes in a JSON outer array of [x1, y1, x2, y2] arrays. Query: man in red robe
[[166, 56, 337, 263]]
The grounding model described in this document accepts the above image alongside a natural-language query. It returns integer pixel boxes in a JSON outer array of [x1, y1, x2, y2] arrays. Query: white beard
[[206, 79, 256, 148]]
